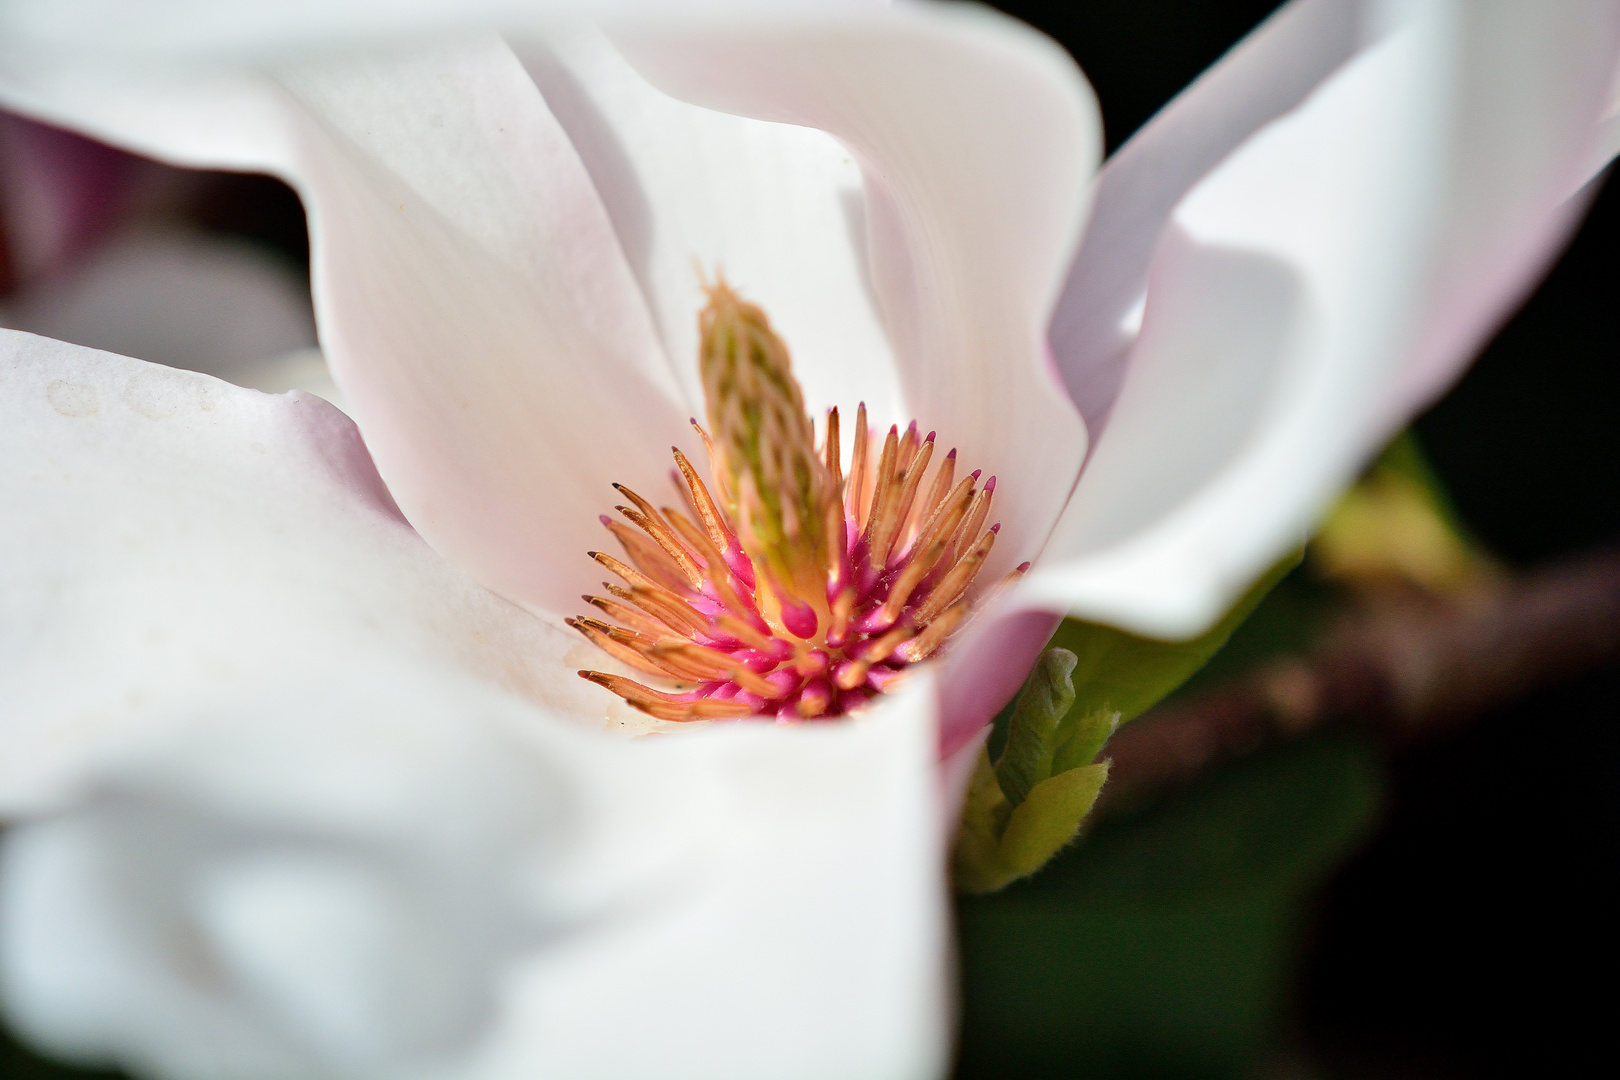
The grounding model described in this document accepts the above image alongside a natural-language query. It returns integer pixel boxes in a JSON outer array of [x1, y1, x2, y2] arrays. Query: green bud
[[954, 551, 1299, 893], [993, 648, 1078, 807], [955, 648, 1116, 894]]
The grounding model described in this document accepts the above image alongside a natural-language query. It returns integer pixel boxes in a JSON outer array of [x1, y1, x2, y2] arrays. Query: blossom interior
[[573, 283, 1025, 723]]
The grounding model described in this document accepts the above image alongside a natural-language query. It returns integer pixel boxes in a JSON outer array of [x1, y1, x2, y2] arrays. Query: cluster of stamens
[[572, 282, 1026, 723]]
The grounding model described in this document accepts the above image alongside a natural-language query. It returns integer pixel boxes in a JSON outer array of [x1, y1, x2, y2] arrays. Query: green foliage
[[956, 646, 1123, 893], [1311, 431, 1490, 591], [997, 763, 1112, 873], [993, 648, 1079, 807], [956, 553, 1299, 894], [956, 730, 1385, 1080]]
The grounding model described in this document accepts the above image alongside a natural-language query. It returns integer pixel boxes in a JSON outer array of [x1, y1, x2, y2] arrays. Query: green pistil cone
[[699, 279, 828, 585]]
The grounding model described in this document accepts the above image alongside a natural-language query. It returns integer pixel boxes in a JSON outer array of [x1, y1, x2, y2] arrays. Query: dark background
[[5, 2, 1618, 1078]]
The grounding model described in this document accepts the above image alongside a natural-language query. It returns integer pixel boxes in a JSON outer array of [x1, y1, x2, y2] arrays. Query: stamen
[[914, 524, 998, 626], [661, 506, 753, 618], [612, 483, 668, 529], [882, 434, 934, 569], [878, 535, 948, 625], [590, 550, 661, 596], [895, 603, 971, 663], [577, 670, 688, 707], [672, 445, 732, 554], [584, 594, 673, 641], [567, 620, 683, 680], [616, 503, 704, 590], [917, 448, 958, 533], [571, 284, 1020, 725], [651, 641, 780, 698], [911, 472, 976, 560], [896, 420, 919, 473], [825, 407, 842, 494], [601, 517, 694, 593], [863, 425, 900, 554], [602, 579, 708, 638], [940, 472, 990, 569], [848, 402, 870, 528], [861, 621, 916, 665], [797, 680, 834, 718], [715, 613, 780, 654], [578, 671, 755, 722]]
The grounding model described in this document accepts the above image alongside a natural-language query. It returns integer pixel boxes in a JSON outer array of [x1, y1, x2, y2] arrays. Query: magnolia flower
[[1, 1, 1617, 1078]]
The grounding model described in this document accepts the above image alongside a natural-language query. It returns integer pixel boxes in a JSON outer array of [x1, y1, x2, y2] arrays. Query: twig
[[1095, 544, 1620, 816]]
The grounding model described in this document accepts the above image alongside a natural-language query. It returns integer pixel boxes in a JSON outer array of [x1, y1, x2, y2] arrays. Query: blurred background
[[2, 2, 1616, 1078]]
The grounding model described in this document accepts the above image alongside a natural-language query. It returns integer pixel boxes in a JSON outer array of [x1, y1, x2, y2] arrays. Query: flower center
[[572, 279, 1025, 722]]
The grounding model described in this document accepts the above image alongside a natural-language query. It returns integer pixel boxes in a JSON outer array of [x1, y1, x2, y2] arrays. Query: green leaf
[[954, 748, 1016, 894], [1048, 548, 1300, 728], [997, 762, 1111, 878]]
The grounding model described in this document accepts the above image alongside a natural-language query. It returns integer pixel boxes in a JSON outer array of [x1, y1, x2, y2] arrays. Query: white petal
[[0, 330, 608, 808], [614, 1, 1101, 576], [0, 0, 820, 59], [1383, 0, 1620, 416], [468, 677, 949, 1080], [0, 330, 947, 1079], [0, 33, 693, 618], [1023, 1, 1620, 639], [279, 39, 704, 619], [1, 677, 610, 1080], [515, 26, 906, 434], [0, 2, 1101, 594], [1048, 0, 1361, 433]]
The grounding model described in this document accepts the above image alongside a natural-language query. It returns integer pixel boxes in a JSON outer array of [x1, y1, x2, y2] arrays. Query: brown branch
[[1095, 544, 1620, 817]]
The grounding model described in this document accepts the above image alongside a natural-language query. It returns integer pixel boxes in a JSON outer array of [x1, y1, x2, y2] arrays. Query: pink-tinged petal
[[1048, 0, 1360, 434], [936, 605, 1060, 759], [0, 329, 948, 1079], [1020, 3, 1620, 641], [1, 226, 316, 373], [0, 111, 135, 286], [276, 41, 696, 619], [0, 329, 608, 810], [0, 36, 692, 619], [615, 2, 1101, 579], [1382, 2, 1620, 418]]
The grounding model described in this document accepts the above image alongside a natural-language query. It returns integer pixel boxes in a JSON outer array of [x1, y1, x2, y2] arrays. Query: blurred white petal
[[0, 329, 946, 1079]]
